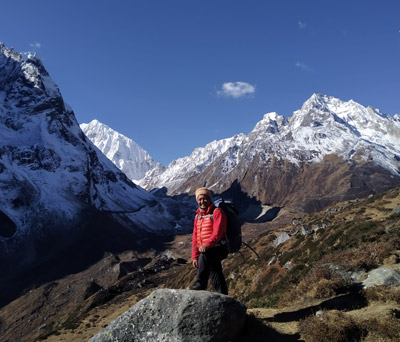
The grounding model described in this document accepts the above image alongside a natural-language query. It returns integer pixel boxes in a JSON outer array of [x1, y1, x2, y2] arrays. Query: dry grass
[[278, 265, 353, 307], [360, 313, 400, 342], [363, 285, 400, 304], [299, 310, 364, 342], [318, 238, 400, 272]]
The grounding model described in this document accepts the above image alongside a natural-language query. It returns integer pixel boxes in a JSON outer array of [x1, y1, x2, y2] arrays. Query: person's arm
[[204, 208, 227, 248], [192, 216, 200, 264]]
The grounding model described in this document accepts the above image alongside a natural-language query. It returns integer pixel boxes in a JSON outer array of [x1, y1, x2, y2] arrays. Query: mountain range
[[83, 94, 400, 214], [1, 41, 400, 308]]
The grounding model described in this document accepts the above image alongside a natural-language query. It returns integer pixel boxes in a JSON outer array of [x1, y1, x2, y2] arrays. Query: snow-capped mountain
[[126, 93, 399, 213], [241, 93, 400, 173], [174, 93, 400, 212], [80, 119, 163, 182], [0, 43, 184, 288], [138, 134, 246, 193], [80, 120, 246, 195], [91, 91, 399, 213]]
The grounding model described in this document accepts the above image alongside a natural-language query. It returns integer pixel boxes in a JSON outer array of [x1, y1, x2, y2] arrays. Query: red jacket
[[191, 203, 227, 260]]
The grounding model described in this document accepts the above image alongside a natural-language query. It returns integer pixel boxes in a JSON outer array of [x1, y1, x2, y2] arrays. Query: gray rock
[[89, 289, 247, 342], [362, 267, 400, 288], [300, 224, 313, 236], [284, 261, 293, 270], [268, 256, 277, 265], [273, 232, 291, 247], [393, 205, 400, 214], [325, 263, 366, 283]]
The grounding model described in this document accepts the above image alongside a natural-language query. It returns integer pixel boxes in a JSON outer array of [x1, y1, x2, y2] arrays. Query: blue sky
[[1, 0, 399, 165]]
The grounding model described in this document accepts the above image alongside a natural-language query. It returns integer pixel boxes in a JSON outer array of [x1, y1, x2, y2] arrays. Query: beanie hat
[[195, 187, 211, 202]]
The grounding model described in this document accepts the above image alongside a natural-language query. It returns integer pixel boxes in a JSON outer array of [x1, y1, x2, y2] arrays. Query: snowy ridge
[[135, 93, 399, 194], [80, 120, 162, 182], [0, 42, 181, 274], [283, 94, 400, 172], [137, 133, 246, 193]]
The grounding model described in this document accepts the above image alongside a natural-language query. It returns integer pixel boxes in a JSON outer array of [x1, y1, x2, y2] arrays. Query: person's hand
[[192, 259, 198, 269], [199, 244, 208, 253]]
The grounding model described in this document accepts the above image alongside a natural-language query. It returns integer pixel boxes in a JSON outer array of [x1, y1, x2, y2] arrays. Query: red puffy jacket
[[191, 203, 227, 260]]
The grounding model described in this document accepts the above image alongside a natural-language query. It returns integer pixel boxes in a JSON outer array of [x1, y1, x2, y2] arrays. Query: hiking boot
[[188, 283, 202, 291]]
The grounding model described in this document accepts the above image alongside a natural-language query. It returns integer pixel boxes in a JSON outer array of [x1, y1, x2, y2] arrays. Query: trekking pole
[[242, 241, 260, 258]]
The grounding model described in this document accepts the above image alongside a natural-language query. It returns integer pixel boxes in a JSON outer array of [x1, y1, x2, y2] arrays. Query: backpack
[[213, 198, 242, 253]]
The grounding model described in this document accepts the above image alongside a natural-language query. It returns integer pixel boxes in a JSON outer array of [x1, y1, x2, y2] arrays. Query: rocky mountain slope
[[1, 41, 400, 341], [1, 186, 399, 342], [138, 133, 246, 193], [80, 119, 163, 182], [173, 94, 400, 213], [0, 43, 190, 307], [85, 93, 400, 216]]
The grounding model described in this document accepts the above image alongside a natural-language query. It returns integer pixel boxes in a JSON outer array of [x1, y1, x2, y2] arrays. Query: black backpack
[[213, 198, 242, 253]]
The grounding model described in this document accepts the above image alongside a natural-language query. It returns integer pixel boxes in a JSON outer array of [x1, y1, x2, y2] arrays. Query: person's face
[[197, 195, 211, 211]]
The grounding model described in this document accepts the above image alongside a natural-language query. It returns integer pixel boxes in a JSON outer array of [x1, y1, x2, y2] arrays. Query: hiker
[[189, 187, 229, 295]]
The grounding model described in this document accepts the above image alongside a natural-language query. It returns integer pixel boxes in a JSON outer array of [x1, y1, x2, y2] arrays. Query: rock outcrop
[[362, 267, 400, 288], [89, 289, 247, 342]]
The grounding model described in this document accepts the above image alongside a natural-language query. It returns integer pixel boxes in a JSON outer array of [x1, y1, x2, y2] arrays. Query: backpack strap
[[197, 206, 220, 222], [197, 213, 213, 221], [208, 207, 223, 223]]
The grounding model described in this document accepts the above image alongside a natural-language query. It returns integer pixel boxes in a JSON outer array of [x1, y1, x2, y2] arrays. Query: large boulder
[[89, 289, 247, 342], [362, 267, 400, 288]]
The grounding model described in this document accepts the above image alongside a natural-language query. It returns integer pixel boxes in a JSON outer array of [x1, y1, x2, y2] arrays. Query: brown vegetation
[[1, 187, 400, 341], [299, 310, 363, 342]]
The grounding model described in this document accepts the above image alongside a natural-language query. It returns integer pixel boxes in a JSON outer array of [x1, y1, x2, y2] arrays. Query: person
[[189, 187, 228, 295]]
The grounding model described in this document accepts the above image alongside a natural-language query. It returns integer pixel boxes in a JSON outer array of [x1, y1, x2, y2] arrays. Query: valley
[[1, 42, 400, 341], [1, 187, 399, 341]]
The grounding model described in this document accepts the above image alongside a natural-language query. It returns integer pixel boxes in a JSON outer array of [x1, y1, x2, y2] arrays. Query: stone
[[273, 232, 291, 247], [89, 288, 247, 342], [383, 255, 399, 265], [300, 224, 313, 236], [362, 267, 400, 288], [284, 261, 293, 270], [393, 206, 400, 214]]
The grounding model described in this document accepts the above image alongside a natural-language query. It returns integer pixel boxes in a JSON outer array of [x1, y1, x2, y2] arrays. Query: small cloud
[[298, 21, 307, 29], [217, 81, 255, 98], [295, 61, 312, 72], [29, 41, 41, 49]]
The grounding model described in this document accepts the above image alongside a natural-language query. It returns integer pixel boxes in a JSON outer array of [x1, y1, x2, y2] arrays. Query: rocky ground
[[1, 188, 400, 341]]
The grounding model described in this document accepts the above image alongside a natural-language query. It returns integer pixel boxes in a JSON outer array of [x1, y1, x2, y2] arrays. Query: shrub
[[360, 314, 400, 341], [278, 265, 352, 307], [318, 238, 400, 272], [299, 310, 364, 342], [247, 293, 280, 308], [389, 211, 400, 220], [363, 285, 400, 304]]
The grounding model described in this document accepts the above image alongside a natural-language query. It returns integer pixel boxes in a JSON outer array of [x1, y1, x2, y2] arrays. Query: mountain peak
[[262, 112, 280, 121], [251, 112, 285, 135], [0, 43, 180, 289], [302, 93, 343, 110], [80, 120, 162, 182]]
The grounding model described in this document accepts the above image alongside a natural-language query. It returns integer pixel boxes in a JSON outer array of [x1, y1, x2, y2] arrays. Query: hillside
[[0, 43, 194, 308], [1, 187, 399, 341]]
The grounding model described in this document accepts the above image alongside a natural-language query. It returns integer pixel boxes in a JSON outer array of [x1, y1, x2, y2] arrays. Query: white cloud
[[29, 41, 41, 49], [217, 81, 255, 98], [295, 61, 312, 72], [298, 21, 307, 29]]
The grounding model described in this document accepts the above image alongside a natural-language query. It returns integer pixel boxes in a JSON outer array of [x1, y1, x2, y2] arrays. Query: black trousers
[[196, 246, 228, 295]]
